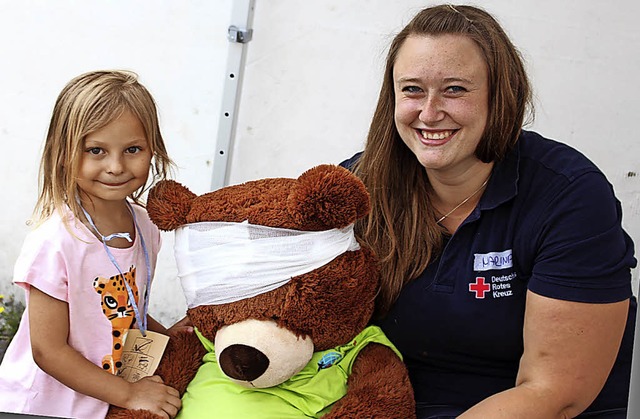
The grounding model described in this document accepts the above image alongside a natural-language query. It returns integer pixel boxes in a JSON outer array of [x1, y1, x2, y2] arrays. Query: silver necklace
[[436, 177, 490, 224]]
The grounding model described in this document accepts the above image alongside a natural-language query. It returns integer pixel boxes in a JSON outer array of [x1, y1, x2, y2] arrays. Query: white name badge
[[117, 329, 169, 383], [473, 249, 513, 272]]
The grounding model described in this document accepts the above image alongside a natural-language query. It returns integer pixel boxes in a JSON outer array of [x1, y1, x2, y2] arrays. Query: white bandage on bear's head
[[174, 220, 361, 308]]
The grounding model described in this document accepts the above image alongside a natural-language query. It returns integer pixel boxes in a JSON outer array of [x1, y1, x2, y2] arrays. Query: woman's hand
[[167, 315, 194, 337]]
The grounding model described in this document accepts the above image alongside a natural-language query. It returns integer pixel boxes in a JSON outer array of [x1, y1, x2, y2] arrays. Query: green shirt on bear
[[177, 325, 401, 418]]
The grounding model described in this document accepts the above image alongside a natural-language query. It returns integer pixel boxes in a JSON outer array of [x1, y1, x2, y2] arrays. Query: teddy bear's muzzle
[[215, 318, 314, 388]]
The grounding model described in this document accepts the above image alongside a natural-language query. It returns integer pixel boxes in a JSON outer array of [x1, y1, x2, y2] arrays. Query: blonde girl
[[0, 70, 181, 419]]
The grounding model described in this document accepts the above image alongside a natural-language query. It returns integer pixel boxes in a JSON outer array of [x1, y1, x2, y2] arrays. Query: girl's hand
[[127, 375, 181, 419], [28, 287, 181, 417]]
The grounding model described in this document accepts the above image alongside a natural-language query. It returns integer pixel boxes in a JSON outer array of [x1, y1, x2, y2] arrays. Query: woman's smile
[[416, 129, 458, 146], [393, 34, 489, 172]]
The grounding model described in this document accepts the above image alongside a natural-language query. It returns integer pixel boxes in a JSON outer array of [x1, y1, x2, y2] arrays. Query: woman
[[342, 5, 636, 418]]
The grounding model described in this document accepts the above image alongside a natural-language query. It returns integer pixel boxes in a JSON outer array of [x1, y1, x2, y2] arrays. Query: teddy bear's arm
[[104, 407, 166, 419], [105, 331, 207, 419], [323, 343, 417, 419], [154, 330, 208, 394]]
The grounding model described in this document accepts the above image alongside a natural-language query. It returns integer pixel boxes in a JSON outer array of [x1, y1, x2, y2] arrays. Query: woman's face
[[393, 34, 489, 174]]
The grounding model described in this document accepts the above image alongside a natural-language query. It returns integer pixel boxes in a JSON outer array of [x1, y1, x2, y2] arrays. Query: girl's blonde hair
[[34, 70, 174, 224], [355, 5, 533, 316]]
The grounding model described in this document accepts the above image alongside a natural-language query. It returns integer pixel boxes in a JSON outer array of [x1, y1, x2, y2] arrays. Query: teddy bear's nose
[[219, 344, 270, 382]]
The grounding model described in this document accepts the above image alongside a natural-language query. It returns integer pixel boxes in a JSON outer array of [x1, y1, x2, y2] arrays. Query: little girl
[[0, 70, 182, 418]]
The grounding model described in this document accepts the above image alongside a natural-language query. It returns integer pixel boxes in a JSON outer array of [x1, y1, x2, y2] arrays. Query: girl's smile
[[99, 180, 132, 187]]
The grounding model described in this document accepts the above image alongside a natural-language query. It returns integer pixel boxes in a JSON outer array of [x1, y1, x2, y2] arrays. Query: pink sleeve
[[13, 233, 69, 302]]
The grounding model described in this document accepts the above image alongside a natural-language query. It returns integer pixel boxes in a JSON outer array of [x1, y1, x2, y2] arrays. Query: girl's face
[[393, 34, 489, 176], [77, 109, 152, 207]]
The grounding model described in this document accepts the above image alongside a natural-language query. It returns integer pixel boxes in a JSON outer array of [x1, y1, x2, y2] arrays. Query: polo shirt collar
[[478, 138, 521, 211]]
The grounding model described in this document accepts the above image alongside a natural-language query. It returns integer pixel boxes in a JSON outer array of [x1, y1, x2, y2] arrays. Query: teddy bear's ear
[[147, 180, 197, 231], [288, 164, 370, 229]]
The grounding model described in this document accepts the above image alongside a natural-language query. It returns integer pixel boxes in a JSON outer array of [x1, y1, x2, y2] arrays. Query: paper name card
[[118, 329, 169, 383]]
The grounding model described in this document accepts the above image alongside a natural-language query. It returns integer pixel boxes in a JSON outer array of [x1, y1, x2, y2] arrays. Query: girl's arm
[[29, 286, 181, 419], [459, 290, 628, 418]]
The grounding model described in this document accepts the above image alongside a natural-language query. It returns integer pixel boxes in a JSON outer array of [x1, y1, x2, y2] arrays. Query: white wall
[[230, 0, 640, 295], [0, 0, 233, 322], [1, 0, 639, 330], [232, 0, 640, 286]]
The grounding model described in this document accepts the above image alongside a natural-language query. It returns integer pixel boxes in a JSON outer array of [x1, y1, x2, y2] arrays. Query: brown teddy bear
[[107, 164, 415, 418]]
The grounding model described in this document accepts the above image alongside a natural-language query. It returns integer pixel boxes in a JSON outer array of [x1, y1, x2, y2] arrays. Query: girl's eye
[[126, 146, 142, 154], [86, 147, 103, 155]]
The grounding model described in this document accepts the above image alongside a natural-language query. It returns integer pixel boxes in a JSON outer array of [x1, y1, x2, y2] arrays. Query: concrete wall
[[1, 0, 638, 343]]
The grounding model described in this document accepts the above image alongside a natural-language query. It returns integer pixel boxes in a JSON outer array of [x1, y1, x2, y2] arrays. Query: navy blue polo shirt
[[342, 130, 637, 416]]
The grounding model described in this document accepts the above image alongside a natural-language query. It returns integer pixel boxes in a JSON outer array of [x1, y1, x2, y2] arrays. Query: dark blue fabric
[[342, 130, 637, 416], [415, 403, 464, 418]]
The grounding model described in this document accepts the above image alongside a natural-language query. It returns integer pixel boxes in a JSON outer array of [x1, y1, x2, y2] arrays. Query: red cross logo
[[469, 277, 490, 299]]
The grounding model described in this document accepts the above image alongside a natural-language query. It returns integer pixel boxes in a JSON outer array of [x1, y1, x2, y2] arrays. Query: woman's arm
[[147, 314, 193, 337], [147, 314, 169, 335], [167, 315, 194, 337], [459, 290, 628, 418], [29, 286, 181, 418]]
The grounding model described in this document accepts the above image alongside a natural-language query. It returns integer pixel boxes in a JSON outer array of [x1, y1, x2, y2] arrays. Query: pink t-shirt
[[0, 204, 160, 419]]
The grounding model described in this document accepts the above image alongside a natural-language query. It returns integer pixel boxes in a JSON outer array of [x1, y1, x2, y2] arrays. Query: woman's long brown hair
[[354, 5, 533, 316]]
